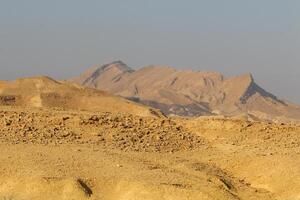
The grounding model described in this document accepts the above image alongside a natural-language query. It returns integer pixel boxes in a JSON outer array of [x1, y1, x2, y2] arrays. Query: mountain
[[0, 76, 162, 117], [70, 61, 300, 122]]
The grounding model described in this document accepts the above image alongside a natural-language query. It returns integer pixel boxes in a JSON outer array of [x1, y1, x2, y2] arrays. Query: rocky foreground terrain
[[0, 105, 300, 200], [0, 107, 203, 152]]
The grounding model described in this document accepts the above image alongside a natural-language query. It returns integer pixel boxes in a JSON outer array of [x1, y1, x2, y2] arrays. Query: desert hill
[[0, 76, 162, 117], [70, 61, 300, 122]]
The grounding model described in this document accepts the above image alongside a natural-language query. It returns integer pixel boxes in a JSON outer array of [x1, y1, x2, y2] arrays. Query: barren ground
[[0, 106, 300, 200]]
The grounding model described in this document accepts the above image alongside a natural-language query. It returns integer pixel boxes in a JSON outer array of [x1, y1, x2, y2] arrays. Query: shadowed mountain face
[[70, 61, 300, 122]]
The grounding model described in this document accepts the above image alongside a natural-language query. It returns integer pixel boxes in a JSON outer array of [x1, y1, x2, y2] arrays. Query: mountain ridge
[[70, 61, 300, 122]]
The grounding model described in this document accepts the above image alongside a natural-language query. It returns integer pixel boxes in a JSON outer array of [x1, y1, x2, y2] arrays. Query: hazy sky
[[0, 0, 299, 102]]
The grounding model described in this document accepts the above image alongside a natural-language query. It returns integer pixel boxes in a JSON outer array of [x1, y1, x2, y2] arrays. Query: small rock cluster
[[79, 113, 204, 152]]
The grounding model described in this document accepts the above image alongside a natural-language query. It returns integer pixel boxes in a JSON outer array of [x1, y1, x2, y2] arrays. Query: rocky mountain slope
[[0, 76, 162, 117], [70, 61, 300, 121]]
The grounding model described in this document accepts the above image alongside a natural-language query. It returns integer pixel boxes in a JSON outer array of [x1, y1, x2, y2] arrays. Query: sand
[[0, 106, 300, 199]]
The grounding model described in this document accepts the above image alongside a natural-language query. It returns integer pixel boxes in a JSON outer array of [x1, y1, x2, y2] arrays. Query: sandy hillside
[[70, 61, 300, 122], [0, 76, 162, 117]]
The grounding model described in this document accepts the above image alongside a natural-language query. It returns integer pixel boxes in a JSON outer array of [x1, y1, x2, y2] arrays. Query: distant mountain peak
[[241, 73, 254, 83], [97, 60, 134, 73], [69, 63, 300, 121], [70, 61, 134, 87]]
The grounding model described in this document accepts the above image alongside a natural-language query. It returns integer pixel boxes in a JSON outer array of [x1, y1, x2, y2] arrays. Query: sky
[[0, 0, 299, 102]]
